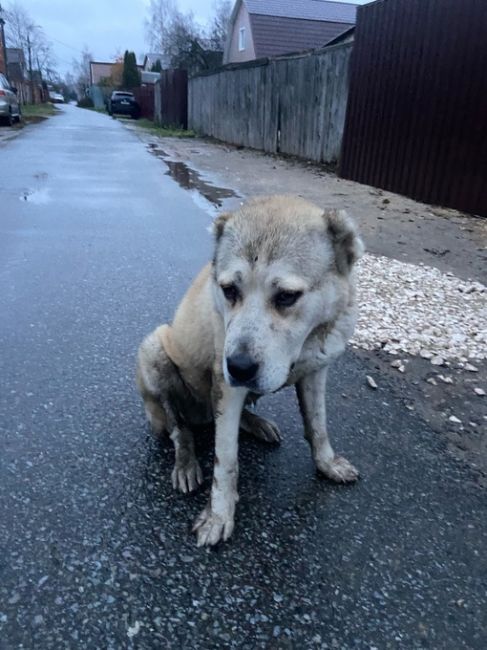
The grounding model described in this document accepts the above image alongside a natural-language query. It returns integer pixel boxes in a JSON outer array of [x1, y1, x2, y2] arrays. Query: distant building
[[6, 48, 26, 102], [89, 60, 144, 86], [141, 71, 161, 85], [224, 0, 357, 64], [90, 61, 116, 85], [142, 53, 169, 71], [6, 48, 47, 103]]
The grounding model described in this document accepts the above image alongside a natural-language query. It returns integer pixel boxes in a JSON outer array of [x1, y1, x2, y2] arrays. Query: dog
[[136, 196, 364, 546]]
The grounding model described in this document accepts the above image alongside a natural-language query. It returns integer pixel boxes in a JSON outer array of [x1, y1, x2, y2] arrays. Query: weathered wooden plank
[[188, 43, 352, 164]]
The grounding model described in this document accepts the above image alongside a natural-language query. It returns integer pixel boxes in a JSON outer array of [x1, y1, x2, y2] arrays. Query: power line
[[46, 34, 84, 55]]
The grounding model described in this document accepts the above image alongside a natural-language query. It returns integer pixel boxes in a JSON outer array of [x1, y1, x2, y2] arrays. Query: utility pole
[[27, 33, 34, 103], [0, 3, 8, 79]]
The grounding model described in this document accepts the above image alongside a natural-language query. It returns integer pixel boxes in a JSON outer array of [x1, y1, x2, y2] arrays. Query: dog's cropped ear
[[325, 209, 364, 275], [212, 212, 232, 242]]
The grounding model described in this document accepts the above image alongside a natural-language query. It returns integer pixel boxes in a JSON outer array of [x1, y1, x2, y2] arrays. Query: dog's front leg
[[296, 367, 359, 482], [193, 383, 247, 547]]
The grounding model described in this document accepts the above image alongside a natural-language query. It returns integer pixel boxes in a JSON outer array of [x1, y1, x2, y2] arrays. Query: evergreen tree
[[122, 51, 140, 88], [151, 59, 163, 72]]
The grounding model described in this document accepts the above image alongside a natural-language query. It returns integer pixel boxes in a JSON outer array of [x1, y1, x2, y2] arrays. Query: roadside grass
[[135, 117, 196, 138], [22, 103, 59, 119], [84, 106, 108, 114]]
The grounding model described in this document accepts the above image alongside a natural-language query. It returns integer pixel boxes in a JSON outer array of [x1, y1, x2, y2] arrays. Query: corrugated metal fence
[[340, 0, 487, 217], [154, 70, 188, 128], [133, 86, 155, 120], [189, 43, 352, 164]]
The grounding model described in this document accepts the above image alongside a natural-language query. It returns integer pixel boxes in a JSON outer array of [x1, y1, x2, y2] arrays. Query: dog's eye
[[274, 290, 302, 308], [221, 284, 239, 303]]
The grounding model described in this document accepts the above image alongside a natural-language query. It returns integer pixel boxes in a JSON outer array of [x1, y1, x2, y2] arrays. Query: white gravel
[[352, 255, 486, 362]]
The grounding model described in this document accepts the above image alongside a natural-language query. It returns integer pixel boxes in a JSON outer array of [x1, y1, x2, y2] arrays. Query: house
[[142, 53, 169, 72], [6, 48, 28, 102], [90, 60, 144, 86], [6, 48, 47, 103], [90, 61, 117, 85], [141, 71, 161, 85], [223, 0, 357, 64]]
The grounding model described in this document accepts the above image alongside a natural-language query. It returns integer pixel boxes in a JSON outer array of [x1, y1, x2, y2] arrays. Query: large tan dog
[[137, 196, 364, 546]]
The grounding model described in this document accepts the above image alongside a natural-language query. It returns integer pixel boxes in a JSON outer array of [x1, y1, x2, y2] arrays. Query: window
[[238, 27, 246, 51]]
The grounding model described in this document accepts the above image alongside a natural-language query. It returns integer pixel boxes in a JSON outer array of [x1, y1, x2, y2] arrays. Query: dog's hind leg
[[240, 409, 282, 444], [137, 327, 203, 493], [136, 365, 167, 436]]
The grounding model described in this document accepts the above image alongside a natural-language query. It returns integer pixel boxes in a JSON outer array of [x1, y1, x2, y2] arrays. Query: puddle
[[20, 188, 51, 204], [164, 159, 236, 207], [147, 143, 237, 208]]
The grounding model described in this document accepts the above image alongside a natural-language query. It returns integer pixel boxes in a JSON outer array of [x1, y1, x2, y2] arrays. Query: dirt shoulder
[[138, 133, 486, 283]]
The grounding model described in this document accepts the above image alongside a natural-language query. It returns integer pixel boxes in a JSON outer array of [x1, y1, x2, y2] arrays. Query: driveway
[[0, 105, 485, 649]]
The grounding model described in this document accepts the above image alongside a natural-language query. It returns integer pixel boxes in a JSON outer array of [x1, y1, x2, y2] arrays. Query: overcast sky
[[12, 0, 368, 76]]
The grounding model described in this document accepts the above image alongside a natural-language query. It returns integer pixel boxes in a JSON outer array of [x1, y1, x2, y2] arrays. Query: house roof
[[250, 14, 353, 57], [245, 0, 357, 24]]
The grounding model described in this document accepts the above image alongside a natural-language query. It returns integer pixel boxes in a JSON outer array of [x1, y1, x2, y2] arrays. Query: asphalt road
[[0, 106, 485, 649]]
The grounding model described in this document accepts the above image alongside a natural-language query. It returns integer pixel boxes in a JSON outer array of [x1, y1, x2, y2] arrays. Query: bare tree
[[145, 0, 227, 73], [208, 0, 232, 51], [71, 45, 93, 97], [4, 1, 55, 83], [144, 0, 177, 55]]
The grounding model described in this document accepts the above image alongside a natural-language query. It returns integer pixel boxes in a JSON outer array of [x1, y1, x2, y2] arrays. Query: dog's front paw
[[192, 505, 235, 547], [171, 460, 203, 494], [316, 455, 359, 483]]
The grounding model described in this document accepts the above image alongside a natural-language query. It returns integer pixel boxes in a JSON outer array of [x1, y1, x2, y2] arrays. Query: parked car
[[0, 74, 21, 126], [49, 91, 65, 103], [108, 91, 140, 119]]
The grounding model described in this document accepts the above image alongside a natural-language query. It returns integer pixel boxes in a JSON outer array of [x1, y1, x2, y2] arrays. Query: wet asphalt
[[0, 105, 486, 649]]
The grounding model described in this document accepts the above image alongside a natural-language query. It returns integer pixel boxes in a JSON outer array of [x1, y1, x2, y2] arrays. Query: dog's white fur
[[137, 196, 364, 546]]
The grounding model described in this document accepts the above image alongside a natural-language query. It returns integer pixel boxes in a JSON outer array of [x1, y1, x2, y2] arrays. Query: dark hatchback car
[[108, 91, 140, 119]]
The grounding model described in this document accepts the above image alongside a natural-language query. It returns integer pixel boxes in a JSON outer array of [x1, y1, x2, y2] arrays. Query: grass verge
[[22, 103, 59, 120], [83, 106, 108, 114], [135, 118, 196, 138]]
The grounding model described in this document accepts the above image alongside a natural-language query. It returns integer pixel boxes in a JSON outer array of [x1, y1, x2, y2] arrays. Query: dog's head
[[212, 196, 364, 393]]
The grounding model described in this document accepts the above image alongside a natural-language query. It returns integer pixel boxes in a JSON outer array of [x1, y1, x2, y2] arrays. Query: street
[[0, 106, 486, 648]]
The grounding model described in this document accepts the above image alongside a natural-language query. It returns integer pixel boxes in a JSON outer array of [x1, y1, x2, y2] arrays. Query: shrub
[[77, 97, 94, 108]]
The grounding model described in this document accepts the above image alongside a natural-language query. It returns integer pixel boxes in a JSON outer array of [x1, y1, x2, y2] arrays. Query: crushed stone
[[352, 255, 486, 362]]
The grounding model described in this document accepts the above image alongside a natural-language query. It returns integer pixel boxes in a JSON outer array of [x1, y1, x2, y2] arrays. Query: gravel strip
[[352, 254, 486, 362]]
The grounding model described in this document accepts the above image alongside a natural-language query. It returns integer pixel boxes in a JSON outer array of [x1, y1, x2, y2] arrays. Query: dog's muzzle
[[226, 353, 260, 387]]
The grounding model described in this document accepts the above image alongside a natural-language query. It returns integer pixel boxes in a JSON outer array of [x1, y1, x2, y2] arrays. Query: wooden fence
[[189, 43, 352, 164], [340, 0, 487, 217]]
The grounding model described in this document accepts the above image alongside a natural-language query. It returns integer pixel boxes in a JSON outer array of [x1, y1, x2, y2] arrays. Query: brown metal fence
[[340, 0, 487, 217], [154, 70, 188, 128], [133, 86, 155, 120]]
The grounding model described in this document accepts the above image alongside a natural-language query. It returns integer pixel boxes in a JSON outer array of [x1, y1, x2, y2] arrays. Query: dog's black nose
[[226, 354, 259, 384]]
